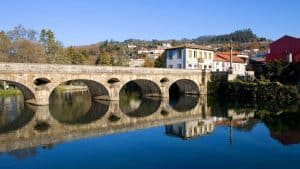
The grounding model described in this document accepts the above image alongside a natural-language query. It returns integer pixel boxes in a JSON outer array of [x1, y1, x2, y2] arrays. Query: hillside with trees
[[193, 29, 267, 44], [0, 26, 270, 66]]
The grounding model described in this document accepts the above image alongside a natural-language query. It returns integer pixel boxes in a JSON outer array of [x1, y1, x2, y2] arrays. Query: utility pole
[[230, 40, 233, 70], [229, 117, 233, 145]]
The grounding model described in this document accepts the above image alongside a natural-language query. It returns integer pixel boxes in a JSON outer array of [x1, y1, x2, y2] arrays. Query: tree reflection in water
[[119, 91, 161, 118], [0, 95, 35, 134], [49, 91, 109, 124], [263, 112, 300, 145], [169, 94, 199, 112]]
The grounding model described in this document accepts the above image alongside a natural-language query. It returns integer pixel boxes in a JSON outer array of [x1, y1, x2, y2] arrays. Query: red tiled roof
[[214, 52, 246, 63]]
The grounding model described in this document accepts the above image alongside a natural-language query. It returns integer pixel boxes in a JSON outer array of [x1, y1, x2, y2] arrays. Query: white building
[[128, 59, 145, 67], [138, 47, 166, 60], [127, 44, 137, 49], [212, 52, 248, 76], [165, 119, 215, 139], [165, 44, 214, 70]]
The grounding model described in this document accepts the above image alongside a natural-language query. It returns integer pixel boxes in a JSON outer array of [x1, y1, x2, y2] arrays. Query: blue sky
[[1, 0, 300, 46]]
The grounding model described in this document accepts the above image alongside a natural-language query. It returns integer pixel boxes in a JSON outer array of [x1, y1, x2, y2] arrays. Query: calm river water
[[0, 91, 300, 169]]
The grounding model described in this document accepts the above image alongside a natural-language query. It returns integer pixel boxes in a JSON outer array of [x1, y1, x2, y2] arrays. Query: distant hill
[[193, 29, 267, 44]]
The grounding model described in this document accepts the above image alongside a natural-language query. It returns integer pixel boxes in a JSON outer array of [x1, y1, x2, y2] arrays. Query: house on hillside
[[128, 58, 145, 67], [138, 47, 167, 60], [165, 44, 214, 70], [267, 35, 300, 62]]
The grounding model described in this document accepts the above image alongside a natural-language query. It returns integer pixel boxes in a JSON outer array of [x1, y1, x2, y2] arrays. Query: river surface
[[0, 91, 300, 169]]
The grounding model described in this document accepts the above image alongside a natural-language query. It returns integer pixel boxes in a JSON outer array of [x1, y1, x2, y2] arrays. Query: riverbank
[[209, 80, 300, 103], [54, 85, 88, 93], [0, 89, 21, 96]]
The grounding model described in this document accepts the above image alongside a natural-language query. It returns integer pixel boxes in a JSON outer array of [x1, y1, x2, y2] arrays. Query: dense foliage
[[262, 61, 300, 85], [225, 80, 299, 101], [193, 29, 265, 44]]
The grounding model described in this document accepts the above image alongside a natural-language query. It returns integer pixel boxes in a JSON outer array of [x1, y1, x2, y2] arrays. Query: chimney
[[287, 52, 293, 63], [230, 43, 233, 69]]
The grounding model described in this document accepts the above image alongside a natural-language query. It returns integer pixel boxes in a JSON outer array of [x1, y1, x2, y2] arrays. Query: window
[[208, 65, 212, 68], [177, 50, 182, 59], [188, 64, 192, 67], [188, 50, 192, 58], [168, 51, 173, 60], [209, 53, 212, 60], [204, 52, 208, 59], [168, 65, 173, 68], [204, 65, 207, 69], [194, 51, 197, 58], [194, 64, 198, 68], [199, 52, 203, 58], [177, 64, 182, 68]]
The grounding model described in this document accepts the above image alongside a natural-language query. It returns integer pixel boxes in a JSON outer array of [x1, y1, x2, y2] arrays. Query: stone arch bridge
[[0, 62, 210, 105]]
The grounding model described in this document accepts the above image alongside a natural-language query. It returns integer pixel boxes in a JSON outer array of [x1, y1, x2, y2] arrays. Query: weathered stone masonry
[[0, 62, 210, 105]]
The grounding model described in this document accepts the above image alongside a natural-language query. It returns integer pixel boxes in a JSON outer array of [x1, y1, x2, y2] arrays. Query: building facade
[[165, 44, 214, 70], [267, 35, 300, 63], [212, 52, 248, 76]]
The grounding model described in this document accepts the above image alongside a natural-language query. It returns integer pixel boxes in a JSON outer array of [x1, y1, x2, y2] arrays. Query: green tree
[[39, 29, 58, 63], [39, 29, 47, 44], [154, 53, 166, 68], [64, 46, 88, 64], [97, 52, 111, 65]]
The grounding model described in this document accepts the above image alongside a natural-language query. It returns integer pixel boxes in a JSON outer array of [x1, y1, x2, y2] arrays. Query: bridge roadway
[[0, 96, 211, 152], [0, 62, 210, 105]]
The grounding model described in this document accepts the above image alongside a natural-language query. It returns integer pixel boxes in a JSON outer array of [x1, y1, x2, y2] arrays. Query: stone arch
[[0, 80, 35, 101], [50, 79, 110, 100], [169, 79, 200, 96], [120, 79, 162, 97]]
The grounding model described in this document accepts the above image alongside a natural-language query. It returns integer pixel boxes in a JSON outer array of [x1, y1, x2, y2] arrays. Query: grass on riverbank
[[54, 86, 67, 93], [0, 89, 21, 96]]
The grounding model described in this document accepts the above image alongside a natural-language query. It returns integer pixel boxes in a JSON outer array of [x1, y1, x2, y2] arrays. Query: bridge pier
[[160, 85, 169, 98], [25, 90, 50, 105]]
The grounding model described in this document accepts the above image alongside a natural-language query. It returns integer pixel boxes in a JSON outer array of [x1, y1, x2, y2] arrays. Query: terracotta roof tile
[[214, 52, 246, 63]]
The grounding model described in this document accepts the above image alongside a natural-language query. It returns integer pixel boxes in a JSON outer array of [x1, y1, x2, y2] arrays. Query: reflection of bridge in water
[[0, 96, 211, 152]]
